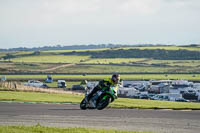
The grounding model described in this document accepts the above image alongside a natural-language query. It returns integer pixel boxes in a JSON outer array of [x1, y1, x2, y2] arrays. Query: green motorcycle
[[80, 86, 117, 110]]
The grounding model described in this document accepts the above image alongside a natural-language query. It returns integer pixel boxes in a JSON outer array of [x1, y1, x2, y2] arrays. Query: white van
[[57, 80, 66, 88]]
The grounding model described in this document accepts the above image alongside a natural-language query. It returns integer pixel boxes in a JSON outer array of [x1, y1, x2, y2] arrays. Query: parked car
[[24, 80, 48, 88], [132, 93, 140, 99], [45, 75, 53, 83], [151, 94, 169, 101], [148, 94, 156, 99], [72, 85, 85, 90], [134, 84, 146, 91], [139, 94, 149, 99], [182, 93, 198, 100], [175, 97, 189, 102], [57, 80, 66, 88]]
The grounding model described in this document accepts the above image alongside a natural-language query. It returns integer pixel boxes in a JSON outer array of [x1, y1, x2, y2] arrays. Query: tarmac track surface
[[0, 102, 200, 133]]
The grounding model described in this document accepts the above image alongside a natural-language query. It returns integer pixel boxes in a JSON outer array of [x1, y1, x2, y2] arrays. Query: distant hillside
[[0, 44, 199, 52], [62, 48, 200, 60], [0, 44, 142, 52], [1, 45, 200, 60]]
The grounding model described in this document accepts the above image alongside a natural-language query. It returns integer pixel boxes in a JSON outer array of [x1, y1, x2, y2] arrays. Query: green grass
[[111, 98, 200, 110], [0, 125, 146, 133], [11, 55, 90, 63], [41, 48, 109, 53], [81, 58, 147, 64], [39, 46, 200, 53], [55, 65, 180, 73], [1, 47, 200, 74], [12, 51, 33, 56], [0, 62, 60, 71], [0, 91, 83, 103], [82, 58, 200, 67], [1, 91, 200, 110], [1, 62, 200, 73], [14, 63, 57, 70], [119, 46, 200, 51], [44, 64, 200, 73], [141, 59, 200, 67], [2, 74, 200, 80]]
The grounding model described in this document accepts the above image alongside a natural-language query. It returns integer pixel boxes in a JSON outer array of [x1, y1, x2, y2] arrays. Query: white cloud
[[118, 0, 161, 16]]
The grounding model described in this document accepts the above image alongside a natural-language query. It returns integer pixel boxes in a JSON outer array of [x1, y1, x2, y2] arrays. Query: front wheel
[[96, 95, 111, 110], [80, 98, 87, 110]]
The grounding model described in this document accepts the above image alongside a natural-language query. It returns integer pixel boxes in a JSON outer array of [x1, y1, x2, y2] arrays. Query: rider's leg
[[86, 86, 100, 102]]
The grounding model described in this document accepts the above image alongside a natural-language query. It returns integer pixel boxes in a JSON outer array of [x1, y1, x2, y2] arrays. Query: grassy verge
[[0, 125, 148, 133], [0, 91, 83, 103], [1, 74, 200, 80], [112, 98, 200, 110], [1, 91, 200, 110]]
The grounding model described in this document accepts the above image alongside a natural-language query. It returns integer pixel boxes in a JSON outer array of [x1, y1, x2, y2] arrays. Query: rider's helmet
[[111, 74, 120, 84]]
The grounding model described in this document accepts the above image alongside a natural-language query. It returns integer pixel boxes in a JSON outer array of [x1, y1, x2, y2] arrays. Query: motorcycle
[[80, 86, 118, 110]]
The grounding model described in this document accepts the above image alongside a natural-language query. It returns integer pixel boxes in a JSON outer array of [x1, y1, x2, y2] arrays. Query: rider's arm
[[97, 80, 111, 90]]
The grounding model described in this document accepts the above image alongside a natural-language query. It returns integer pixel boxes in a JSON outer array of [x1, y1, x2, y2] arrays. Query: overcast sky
[[0, 0, 200, 49]]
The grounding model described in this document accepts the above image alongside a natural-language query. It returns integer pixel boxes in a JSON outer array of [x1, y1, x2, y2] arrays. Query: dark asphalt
[[0, 102, 200, 133]]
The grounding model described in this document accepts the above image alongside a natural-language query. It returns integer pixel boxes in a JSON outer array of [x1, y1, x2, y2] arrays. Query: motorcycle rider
[[85, 74, 120, 103]]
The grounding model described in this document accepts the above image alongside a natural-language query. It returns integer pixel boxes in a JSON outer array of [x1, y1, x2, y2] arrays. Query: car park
[[116, 79, 199, 102]]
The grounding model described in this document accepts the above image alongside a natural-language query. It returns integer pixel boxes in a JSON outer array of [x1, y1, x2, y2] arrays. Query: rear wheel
[[80, 99, 87, 110], [96, 95, 111, 110]]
